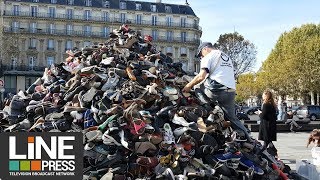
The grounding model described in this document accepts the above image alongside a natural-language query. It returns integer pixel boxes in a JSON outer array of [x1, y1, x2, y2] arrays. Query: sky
[[143, 0, 320, 71]]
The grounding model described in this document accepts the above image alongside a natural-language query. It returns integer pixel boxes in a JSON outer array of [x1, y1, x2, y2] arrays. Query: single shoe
[[126, 66, 136, 81], [162, 123, 175, 144], [214, 151, 242, 162], [172, 114, 196, 127], [239, 156, 264, 175]]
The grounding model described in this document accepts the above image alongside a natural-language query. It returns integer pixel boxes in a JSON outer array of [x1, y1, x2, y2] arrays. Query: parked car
[[244, 106, 261, 115], [295, 105, 320, 121]]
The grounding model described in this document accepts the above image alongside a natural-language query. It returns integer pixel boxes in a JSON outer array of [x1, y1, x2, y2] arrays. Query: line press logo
[[0, 132, 82, 180]]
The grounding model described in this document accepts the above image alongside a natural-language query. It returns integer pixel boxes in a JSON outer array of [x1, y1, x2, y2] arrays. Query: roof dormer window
[[120, 2, 126, 10], [136, 3, 142, 10], [150, 4, 157, 12], [165, 6, 171, 13], [103, 0, 110, 8], [85, 0, 92, 7], [32, 0, 39, 2], [51, 0, 57, 4], [67, 0, 74, 5]]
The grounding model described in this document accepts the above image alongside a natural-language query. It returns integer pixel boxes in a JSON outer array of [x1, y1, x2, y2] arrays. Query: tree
[[260, 24, 320, 104], [214, 32, 257, 77]]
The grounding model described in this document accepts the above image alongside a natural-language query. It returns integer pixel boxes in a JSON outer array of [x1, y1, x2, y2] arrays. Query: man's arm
[[182, 69, 208, 92]]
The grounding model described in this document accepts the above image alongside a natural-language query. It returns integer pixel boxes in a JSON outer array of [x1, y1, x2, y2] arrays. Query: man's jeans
[[195, 83, 251, 139]]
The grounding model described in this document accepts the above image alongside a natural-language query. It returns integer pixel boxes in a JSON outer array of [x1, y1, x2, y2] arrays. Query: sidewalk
[[251, 132, 312, 171]]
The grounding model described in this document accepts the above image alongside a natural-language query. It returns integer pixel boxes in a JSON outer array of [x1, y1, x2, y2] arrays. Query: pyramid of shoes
[[1, 24, 300, 179]]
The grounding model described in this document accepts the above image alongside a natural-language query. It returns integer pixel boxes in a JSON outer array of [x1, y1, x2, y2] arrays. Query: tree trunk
[[310, 91, 315, 105], [317, 93, 320, 105]]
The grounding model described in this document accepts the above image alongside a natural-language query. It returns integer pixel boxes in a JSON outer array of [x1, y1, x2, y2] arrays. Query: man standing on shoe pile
[[182, 42, 251, 139]]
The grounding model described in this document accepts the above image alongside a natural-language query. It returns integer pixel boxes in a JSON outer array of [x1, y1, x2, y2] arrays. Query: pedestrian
[[307, 129, 320, 147], [256, 89, 277, 150], [285, 117, 302, 133], [182, 42, 251, 140]]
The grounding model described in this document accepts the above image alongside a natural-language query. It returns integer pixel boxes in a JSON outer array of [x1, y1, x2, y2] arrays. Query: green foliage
[[214, 32, 257, 77], [260, 23, 320, 97]]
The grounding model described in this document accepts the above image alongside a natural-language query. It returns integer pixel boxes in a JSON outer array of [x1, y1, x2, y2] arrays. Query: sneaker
[[239, 156, 264, 175], [162, 123, 175, 144], [214, 151, 242, 162], [172, 114, 195, 127]]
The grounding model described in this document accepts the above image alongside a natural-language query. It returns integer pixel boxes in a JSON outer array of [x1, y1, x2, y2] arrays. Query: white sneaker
[[172, 114, 196, 127], [163, 123, 175, 144]]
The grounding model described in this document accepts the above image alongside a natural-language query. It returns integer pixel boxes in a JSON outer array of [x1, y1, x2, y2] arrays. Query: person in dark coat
[[257, 89, 277, 149]]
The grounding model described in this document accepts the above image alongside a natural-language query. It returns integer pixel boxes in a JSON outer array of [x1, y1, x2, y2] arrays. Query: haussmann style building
[[0, 0, 202, 97]]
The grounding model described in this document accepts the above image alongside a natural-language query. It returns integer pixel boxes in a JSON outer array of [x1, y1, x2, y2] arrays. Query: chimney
[[156, 0, 161, 3]]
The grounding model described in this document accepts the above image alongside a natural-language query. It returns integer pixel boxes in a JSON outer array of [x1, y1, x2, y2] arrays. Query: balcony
[[2, 65, 45, 76], [156, 36, 200, 44], [4, 27, 109, 38], [4, 10, 202, 31], [47, 47, 55, 51], [4, 27, 200, 44]]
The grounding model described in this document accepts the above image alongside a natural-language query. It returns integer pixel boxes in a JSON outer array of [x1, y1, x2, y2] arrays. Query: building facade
[[0, 0, 202, 96]]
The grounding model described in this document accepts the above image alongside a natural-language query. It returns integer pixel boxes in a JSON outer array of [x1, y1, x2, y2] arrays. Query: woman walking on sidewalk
[[256, 90, 277, 150]]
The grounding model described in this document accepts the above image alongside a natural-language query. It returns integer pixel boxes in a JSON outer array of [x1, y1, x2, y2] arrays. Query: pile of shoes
[[0, 24, 295, 179]]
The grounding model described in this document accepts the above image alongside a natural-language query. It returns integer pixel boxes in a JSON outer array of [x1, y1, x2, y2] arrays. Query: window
[[166, 17, 172, 27], [12, 21, 19, 32], [166, 46, 173, 56], [25, 77, 37, 90], [47, 56, 55, 66], [152, 15, 157, 26], [67, 9, 73, 19], [152, 30, 157, 41], [103, 1, 110, 8], [49, 7, 55, 18], [83, 41, 91, 47], [181, 17, 186, 27], [84, 25, 91, 36], [29, 38, 37, 49], [102, 27, 109, 37], [13, 5, 19, 16], [32, 0, 39, 2], [165, 6, 172, 13], [4, 76, 17, 95], [166, 31, 173, 41], [84, 10, 91, 20], [180, 47, 187, 56], [47, 39, 55, 50], [120, 2, 126, 9], [66, 40, 73, 50], [102, 12, 108, 21], [85, 0, 92, 6], [29, 57, 36, 70], [120, 13, 126, 23], [49, 23, 55, 34], [181, 62, 187, 71], [136, 3, 142, 10], [67, 0, 74, 5], [50, 0, 57, 3], [136, 14, 142, 24], [150, 4, 157, 12], [181, 32, 187, 42], [11, 57, 17, 70], [66, 24, 73, 35], [30, 22, 37, 33], [31, 6, 38, 17]]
